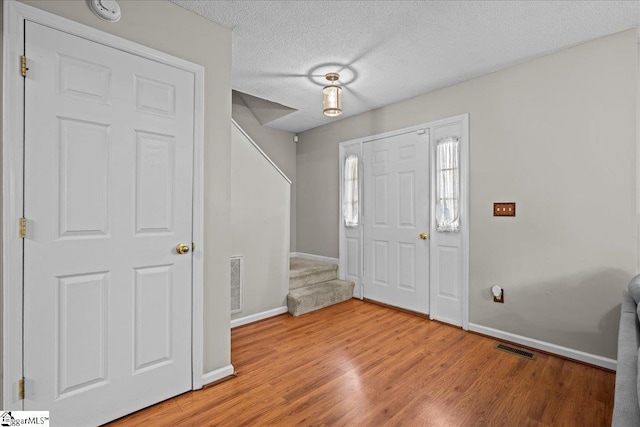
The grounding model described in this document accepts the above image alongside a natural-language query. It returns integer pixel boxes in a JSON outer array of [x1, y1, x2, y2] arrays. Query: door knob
[[176, 243, 190, 254], [419, 233, 428, 240]]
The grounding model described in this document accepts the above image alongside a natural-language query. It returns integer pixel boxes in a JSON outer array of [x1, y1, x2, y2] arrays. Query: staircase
[[287, 257, 355, 316]]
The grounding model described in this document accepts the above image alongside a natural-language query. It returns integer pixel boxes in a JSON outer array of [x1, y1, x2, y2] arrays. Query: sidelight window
[[435, 136, 460, 232], [343, 154, 359, 227]]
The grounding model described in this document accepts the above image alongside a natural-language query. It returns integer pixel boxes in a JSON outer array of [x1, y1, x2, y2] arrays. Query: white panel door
[[23, 22, 194, 426], [363, 132, 429, 313]]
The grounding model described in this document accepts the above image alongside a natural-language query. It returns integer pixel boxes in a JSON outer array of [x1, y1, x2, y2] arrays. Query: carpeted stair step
[[287, 279, 355, 316], [289, 257, 338, 290]]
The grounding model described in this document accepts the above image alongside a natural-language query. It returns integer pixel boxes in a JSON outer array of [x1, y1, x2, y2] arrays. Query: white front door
[[363, 131, 430, 313], [23, 21, 195, 426]]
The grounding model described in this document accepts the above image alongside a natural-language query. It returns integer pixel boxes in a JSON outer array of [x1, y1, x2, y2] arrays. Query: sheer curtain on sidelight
[[343, 154, 359, 227], [436, 136, 460, 232]]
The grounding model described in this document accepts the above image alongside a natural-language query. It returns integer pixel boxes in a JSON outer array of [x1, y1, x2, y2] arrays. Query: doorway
[[338, 115, 469, 328]]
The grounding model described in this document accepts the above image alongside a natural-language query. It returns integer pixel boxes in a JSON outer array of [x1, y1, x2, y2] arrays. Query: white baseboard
[[290, 252, 339, 265], [202, 364, 235, 386], [230, 306, 288, 328], [468, 323, 617, 371]]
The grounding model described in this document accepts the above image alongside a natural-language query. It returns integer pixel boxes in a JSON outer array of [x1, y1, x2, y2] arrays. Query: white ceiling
[[171, 1, 640, 133]]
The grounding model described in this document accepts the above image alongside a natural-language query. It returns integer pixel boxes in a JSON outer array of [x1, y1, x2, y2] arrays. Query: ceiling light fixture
[[322, 72, 342, 117]]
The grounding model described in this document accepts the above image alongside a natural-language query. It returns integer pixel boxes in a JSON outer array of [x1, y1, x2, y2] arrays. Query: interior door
[[363, 131, 430, 313], [23, 21, 194, 426]]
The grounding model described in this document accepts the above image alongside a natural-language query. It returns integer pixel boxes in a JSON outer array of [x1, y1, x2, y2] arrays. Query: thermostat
[[90, 0, 121, 22]]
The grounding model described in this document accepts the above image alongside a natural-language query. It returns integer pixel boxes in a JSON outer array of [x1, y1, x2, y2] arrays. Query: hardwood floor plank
[[108, 299, 614, 426]]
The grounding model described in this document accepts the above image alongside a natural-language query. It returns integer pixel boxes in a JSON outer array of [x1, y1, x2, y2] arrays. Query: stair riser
[[287, 283, 355, 316], [289, 268, 337, 289]]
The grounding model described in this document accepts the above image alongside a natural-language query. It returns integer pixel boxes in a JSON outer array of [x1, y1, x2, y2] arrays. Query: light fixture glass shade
[[323, 85, 342, 117]]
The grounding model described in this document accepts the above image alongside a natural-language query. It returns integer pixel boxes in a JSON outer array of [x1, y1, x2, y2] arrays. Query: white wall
[[230, 123, 290, 320], [232, 98, 297, 252], [14, 0, 233, 375], [297, 29, 638, 360]]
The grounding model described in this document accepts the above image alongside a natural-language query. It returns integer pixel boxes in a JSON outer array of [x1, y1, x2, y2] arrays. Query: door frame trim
[[2, 0, 205, 408]]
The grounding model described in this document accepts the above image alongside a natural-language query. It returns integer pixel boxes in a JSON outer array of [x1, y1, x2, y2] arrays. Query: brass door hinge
[[19, 217, 26, 239], [18, 377, 25, 400], [21, 55, 28, 77]]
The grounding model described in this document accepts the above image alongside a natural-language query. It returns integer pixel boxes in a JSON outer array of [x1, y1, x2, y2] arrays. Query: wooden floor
[[109, 299, 615, 426]]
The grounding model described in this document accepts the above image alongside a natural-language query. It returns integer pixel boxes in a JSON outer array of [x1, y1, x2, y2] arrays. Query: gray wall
[[232, 101, 297, 251], [297, 29, 638, 359], [15, 0, 233, 374], [230, 124, 290, 320]]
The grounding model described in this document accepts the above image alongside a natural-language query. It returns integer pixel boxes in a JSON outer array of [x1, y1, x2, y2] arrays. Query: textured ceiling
[[171, 1, 640, 133]]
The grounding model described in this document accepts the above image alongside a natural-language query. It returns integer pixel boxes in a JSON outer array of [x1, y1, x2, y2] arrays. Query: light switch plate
[[494, 202, 516, 217]]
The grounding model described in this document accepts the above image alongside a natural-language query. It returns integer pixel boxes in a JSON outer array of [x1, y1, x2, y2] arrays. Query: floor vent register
[[494, 343, 536, 360]]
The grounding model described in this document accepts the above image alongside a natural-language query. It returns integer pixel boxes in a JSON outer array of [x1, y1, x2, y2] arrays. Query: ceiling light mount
[[325, 72, 340, 82], [322, 72, 342, 118]]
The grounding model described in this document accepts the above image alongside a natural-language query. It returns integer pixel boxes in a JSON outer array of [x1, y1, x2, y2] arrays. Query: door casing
[[2, 0, 205, 408]]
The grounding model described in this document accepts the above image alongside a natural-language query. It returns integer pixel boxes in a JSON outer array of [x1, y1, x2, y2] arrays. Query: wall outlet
[[492, 285, 504, 303]]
